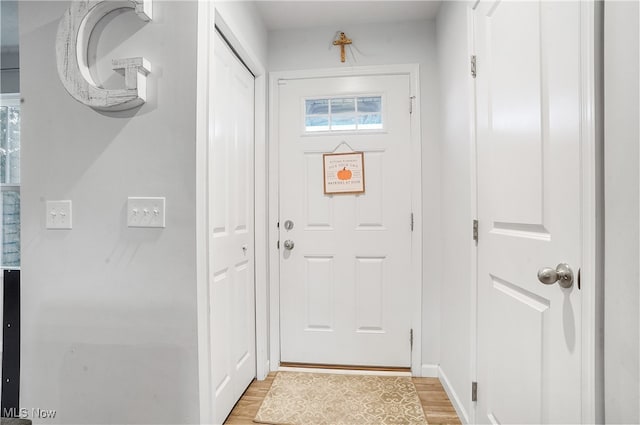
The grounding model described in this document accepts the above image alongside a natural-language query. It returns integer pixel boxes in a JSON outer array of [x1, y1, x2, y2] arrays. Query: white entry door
[[278, 74, 415, 367], [475, 1, 585, 423], [210, 31, 256, 424]]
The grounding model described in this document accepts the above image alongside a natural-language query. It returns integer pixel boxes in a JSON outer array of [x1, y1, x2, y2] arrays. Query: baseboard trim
[[257, 360, 270, 380], [279, 366, 411, 376], [420, 364, 439, 377], [280, 362, 411, 373], [438, 366, 470, 424], [269, 359, 280, 373]]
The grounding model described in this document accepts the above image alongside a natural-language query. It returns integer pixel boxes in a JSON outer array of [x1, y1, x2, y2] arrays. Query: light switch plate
[[127, 197, 166, 228], [46, 200, 73, 229]]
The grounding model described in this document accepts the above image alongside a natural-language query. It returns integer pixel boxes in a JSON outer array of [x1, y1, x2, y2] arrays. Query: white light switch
[[46, 200, 73, 229], [127, 197, 166, 228]]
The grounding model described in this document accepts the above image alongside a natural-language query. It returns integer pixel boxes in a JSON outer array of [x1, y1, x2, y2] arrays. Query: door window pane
[[0, 95, 20, 268], [331, 116, 357, 131], [303, 95, 384, 133], [358, 114, 383, 130], [330, 98, 355, 114], [357, 97, 382, 113], [305, 116, 330, 132], [0, 105, 20, 184], [306, 99, 329, 115]]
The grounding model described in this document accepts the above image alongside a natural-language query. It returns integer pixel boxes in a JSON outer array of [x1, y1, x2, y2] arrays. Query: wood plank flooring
[[413, 377, 462, 424], [224, 372, 462, 425]]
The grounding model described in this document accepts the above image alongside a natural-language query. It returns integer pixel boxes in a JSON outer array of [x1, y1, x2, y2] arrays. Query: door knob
[[283, 240, 295, 250], [537, 263, 574, 288]]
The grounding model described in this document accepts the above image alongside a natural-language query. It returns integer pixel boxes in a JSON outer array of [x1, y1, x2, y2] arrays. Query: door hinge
[[471, 55, 477, 78], [410, 213, 414, 232], [472, 381, 478, 402], [409, 96, 416, 114], [473, 219, 479, 242], [277, 240, 280, 250], [410, 329, 413, 350]]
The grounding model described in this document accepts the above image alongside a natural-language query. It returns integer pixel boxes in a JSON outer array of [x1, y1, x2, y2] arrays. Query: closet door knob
[[537, 263, 574, 288]]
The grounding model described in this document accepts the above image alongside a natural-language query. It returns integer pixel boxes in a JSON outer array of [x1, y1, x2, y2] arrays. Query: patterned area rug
[[254, 372, 428, 425]]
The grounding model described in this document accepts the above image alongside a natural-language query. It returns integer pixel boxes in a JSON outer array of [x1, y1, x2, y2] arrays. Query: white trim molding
[[0, 93, 20, 106], [467, 4, 479, 424], [280, 367, 412, 377], [195, 1, 214, 422], [195, 2, 269, 423], [579, 1, 604, 423], [439, 366, 470, 424], [213, 8, 271, 381], [268, 64, 423, 375], [421, 364, 439, 378]]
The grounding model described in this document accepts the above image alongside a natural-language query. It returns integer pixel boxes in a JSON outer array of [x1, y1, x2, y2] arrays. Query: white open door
[[209, 31, 256, 424], [277, 73, 416, 367], [475, 1, 588, 423]]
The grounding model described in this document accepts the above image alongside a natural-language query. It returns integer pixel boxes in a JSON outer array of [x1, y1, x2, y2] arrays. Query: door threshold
[[279, 362, 412, 377]]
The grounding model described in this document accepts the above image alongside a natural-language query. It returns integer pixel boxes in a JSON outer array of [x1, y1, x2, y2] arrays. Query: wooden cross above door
[[333, 32, 352, 63]]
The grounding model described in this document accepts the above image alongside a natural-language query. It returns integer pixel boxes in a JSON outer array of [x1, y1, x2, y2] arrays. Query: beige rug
[[254, 372, 428, 425]]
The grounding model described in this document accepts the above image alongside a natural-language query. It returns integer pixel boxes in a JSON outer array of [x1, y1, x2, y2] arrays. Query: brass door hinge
[[473, 219, 479, 242], [471, 55, 477, 78]]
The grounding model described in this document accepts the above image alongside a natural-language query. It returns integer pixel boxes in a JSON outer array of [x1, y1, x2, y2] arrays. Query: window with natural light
[[305, 95, 384, 133], [0, 94, 20, 268]]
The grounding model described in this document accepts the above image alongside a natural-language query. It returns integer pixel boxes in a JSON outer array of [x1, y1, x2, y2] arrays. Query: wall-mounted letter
[[56, 0, 152, 111]]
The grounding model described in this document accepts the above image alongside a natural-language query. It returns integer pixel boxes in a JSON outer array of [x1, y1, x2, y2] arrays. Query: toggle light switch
[[127, 197, 165, 228], [46, 200, 73, 229]]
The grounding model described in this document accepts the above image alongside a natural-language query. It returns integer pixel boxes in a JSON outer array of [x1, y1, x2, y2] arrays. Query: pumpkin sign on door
[[323, 152, 365, 194], [337, 167, 353, 181]]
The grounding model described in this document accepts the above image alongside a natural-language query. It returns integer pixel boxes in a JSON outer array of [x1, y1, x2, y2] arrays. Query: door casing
[[268, 65, 423, 376], [195, 4, 269, 424]]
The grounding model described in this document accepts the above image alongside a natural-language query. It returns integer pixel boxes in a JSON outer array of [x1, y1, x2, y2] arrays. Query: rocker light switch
[[127, 197, 166, 228], [46, 200, 73, 229]]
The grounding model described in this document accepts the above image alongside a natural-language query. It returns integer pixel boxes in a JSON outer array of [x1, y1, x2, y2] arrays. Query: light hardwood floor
[[224, 372, 462, 425]]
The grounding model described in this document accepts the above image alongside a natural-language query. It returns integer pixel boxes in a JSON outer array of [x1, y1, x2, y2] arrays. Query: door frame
[[268, 65, 423, 376], [195, 3, 269, 424], [578, 1, 604, 422], [469, 1, 603, 422]]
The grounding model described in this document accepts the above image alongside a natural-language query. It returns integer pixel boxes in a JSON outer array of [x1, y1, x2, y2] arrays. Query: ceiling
[[0, 1, 442, 52], [255, 1, 442, 31]]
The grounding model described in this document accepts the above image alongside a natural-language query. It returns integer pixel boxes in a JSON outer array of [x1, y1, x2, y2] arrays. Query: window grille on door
[[304, 95, 383, 133]]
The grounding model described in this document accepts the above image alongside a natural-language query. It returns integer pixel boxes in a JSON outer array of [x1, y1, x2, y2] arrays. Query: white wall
[[214, 1, 268, 71], [435, 1, 473, 421], [19, 2, 200, 423], [269, 19, 442, 369], [604, 1, 640, 423]]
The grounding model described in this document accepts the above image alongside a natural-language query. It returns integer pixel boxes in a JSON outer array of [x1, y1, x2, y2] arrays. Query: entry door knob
[[537, 263, 574, 288], [283, 240, 295, 250]]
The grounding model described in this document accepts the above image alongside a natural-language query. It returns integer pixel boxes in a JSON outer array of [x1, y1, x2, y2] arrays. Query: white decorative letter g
[[56, 0, 152, 111]]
